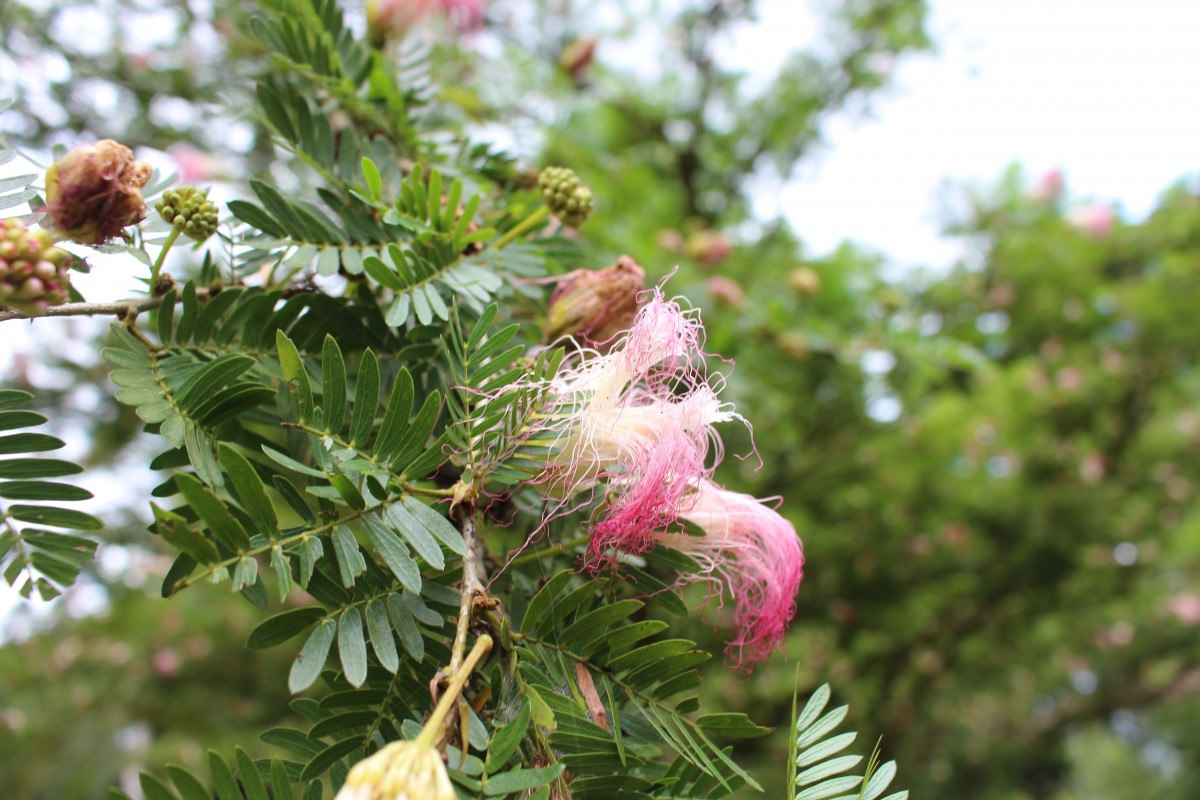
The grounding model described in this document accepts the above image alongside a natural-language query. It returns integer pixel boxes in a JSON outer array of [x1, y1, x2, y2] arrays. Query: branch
[[0, 296, 164, 323], [0, 287, 211, 324], [449, 503, 483, 676]]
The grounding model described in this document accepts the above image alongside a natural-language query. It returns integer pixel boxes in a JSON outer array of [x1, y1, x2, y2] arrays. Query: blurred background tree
[[2, 0, 1198, 798]]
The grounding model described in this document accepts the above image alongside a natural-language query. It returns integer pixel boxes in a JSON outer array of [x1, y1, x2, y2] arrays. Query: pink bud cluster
[[0, 219, 73, 315], [533, 288, 805, 664]]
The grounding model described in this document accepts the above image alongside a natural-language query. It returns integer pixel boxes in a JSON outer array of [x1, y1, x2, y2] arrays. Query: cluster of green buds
[[0, 219, 74, 315], [538, 165, 593, 228], [156, 186, 219, 242]]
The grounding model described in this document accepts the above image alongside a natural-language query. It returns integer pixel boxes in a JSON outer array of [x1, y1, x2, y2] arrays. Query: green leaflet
[[0, 391, 100, 598]]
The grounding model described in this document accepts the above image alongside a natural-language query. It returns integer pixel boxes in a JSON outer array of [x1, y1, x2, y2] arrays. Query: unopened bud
[[544, 255, 644, 351], [685, 230, 732, 267], [538, 166, 594, 228], [44, 140, 152, 245], [559, 38, 597, 84], [0, 219, 73, 315], [156, 187, 220, 242], [706, 275, 745, 308], [788, 266, 821, 297]]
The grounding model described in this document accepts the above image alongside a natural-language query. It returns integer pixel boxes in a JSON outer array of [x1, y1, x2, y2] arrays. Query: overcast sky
[[753, 0, 1200, 266]]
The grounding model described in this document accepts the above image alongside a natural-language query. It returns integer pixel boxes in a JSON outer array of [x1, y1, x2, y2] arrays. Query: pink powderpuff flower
[[1067, 203, 1115, 237], [367, 0, 486, 37], [660, 479, 804, 665], [532, 292, 734, 551]]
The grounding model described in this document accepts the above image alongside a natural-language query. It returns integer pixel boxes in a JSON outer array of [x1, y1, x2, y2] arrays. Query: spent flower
[[334, 740, 455, 800], [44, 140, 152, 244], [543, 255, 645, 351]]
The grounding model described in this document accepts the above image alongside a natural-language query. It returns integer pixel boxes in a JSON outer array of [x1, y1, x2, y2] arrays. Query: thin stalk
[[417, 633, 493, 748], [150, 227, 182, 284], [489, 205, 550, 251]]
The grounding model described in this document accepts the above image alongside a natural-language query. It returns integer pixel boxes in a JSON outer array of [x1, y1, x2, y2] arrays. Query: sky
[[733, 0, 1200, 267], [3, 0, 1200, 632]]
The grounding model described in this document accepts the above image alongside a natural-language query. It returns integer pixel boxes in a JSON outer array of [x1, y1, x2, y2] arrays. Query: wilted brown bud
[[559, 38, 597, 84], [44, 140, 152, 244], [544, 255, 645, 351]]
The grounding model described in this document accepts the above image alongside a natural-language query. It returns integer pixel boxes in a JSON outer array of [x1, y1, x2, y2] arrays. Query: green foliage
[[786, 683, 906, 800], [0, 389, 101, 599]]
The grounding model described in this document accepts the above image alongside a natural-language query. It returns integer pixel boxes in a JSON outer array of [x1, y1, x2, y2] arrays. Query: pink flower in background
[[662, 479, 805, 665], [1165, 592, 1200, 626], [367, 0, 486, 37], [168, 144, 223, 184], [1030, 168, 1064, 202], [1067, 203, 1115, 237]]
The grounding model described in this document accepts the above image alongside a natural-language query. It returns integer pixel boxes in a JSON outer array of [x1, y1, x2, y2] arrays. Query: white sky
[[3, 0, 1200, 630], [761, 0, 1200, 266]]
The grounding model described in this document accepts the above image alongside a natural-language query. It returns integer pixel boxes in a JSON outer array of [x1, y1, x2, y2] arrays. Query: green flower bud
[[538, 165, 594, 228], [156, 186, 220, 242]]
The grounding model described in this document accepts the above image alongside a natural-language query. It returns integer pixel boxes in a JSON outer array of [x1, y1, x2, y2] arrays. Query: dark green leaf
[[8, 505, 102, 530], [483, 764, 565, 795], [0, 480, 91, 501], [175, 473, 251, 551], [300, 735, 366, 782], [248, 607, 328, 649]]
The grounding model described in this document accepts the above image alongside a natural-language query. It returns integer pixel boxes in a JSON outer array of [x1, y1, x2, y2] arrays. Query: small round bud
[[156, 186, 220, 242], [538, 166, 594, 228]]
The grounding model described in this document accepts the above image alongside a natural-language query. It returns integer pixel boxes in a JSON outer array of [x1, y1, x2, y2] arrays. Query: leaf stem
[[150, 227, 182, 284], [489, 205, 550, 251]]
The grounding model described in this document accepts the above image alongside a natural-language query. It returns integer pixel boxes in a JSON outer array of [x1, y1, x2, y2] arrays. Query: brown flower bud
[[544, 255, 645, 351], [559, 38, 597, 84], [44, 140, 152, 244]]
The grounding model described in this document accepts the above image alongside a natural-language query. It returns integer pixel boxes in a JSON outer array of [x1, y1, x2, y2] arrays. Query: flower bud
[[156, 187, 220, 242], [1067, 203, 1115, 237], [685, 229, 732, 267], [559, 38, 597, 84], [44, 140, 152, 245], [544, 255, 644, 350], [0, 218, 74, 315], [538, 166, 594, 228], [787, 266, 821, 296], [334, 740, 455, 800]]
